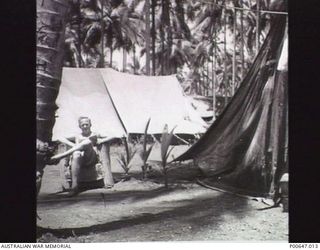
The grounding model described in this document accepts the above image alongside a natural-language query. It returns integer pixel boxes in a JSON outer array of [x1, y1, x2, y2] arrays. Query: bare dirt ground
[[37, 146, 288, 242]]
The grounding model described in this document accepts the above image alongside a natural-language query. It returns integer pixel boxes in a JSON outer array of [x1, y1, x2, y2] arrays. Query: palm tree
[[81, 0, 110, 67], [63, 0, 104, 68], [111, 1, 145, 71], [64, 0, 85, 67], [145, 0, 192, 75], [185, 0, 273, 98], [36, 0, 70, 194], [64, 0, 144, 69], [185, 0, 223, 95]]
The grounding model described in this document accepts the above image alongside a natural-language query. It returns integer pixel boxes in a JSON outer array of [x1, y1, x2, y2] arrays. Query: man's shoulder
[[92, 132, 106, 138]]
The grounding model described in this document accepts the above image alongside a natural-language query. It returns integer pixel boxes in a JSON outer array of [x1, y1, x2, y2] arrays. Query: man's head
[[78, 116, 92, 136]]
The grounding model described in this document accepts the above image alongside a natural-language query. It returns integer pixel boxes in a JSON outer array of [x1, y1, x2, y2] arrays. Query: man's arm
[[96, 136, 116, 145], [51, 138, 92, 161], [92, 133, 116, 145], [58, 137, 76, 147]]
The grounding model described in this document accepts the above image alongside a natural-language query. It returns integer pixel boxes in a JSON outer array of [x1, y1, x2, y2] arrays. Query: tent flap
[[174, 15, 288, 197]]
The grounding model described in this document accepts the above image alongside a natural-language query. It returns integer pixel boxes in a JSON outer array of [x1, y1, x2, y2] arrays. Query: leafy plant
[[117, 137, 137, 177], [139, 118, 154, 179], [160, 124, 176, 188]]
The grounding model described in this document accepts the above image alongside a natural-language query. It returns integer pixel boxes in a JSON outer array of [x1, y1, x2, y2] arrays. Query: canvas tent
[[174, 14, 288, 198], [52, 68, 207, 141], [188, 96, 213, 121]]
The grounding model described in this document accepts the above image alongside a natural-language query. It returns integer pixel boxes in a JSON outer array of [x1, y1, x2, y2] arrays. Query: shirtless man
[[60, 117, 105, 196]]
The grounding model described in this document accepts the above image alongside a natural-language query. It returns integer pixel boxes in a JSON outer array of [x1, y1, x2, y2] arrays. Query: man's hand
[[97, 137, 116, 145]]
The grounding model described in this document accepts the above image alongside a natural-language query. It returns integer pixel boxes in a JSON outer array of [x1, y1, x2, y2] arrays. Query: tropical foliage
[[139, 118, 154, 179], [63, 0, 275, 101], [64, 0, 144, 69], [117, 137, 137, 176], [36, 0, 283, 194]]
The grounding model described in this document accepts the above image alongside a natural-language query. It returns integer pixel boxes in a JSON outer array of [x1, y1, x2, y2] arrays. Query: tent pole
[[100, 143, 114, 187], [173, 134, 189, 145]]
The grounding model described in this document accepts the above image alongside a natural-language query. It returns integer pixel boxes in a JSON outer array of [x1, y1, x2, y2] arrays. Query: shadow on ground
[[37, 190, 249, 239]]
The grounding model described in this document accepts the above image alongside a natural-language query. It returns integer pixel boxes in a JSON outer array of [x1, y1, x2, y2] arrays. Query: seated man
[[59, 116, 106, 196]]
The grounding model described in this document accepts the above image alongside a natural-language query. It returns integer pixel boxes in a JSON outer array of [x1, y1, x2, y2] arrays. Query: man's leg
[[68, 151, 83, 196]]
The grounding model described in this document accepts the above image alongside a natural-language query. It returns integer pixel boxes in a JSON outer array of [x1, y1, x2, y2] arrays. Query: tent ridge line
[[98, 69, 128, 136]]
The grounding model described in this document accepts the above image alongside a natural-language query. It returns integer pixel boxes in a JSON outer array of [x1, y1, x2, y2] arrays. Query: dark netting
[[174, 14, 288, 197]]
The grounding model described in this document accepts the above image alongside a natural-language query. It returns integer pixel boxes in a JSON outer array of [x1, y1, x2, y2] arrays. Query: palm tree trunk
[[194, 73, 198, 94], [160, 23, 164, 75], [166, 1, 173, 75], [76, 0, 82, 67], [110, 40, 113, 67], [201, 71, 204, 95], [199, 73, 202, 96], [161, 0, 172, 75], [123, 48, 127, 72], [232, 9, 237, 96], [224, 8, 228, 105], [212, 57, 216, 119], [240, 5, 244, 79], [256, 0, 260, 53], [133, 45, 136, 74], [151, 0, 156, 75], [205, 60, 210, 96], [212, 29, 217, 119], [36, 0, 70, 194], [100, 0, 105, 67], [175, 0, 190, 40], [145, 0, 151, 75]]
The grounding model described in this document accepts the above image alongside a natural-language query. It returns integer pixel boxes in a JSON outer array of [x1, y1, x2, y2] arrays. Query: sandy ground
[[37, 146, 288, 242]]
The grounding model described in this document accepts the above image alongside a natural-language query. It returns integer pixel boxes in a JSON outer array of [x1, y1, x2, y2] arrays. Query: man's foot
[[66, 188, 79, 197], [104, 184, 113, 189]]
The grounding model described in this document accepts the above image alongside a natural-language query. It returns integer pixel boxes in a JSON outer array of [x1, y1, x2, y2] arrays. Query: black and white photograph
[[36, 0, 289, 243]]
